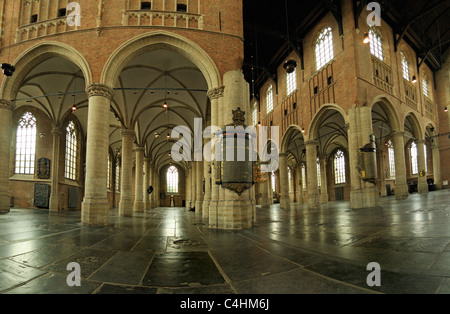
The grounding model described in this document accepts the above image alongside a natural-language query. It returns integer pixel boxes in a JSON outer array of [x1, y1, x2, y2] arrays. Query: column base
[[418, 179, 429, 194], [260, 197, 271, 208], [308, 193, 321, 210], [320, 193, 329, 204], [0, 194, 11, 214], [202, 200, 210, 218], [119, 199, 133, 217], [350, 187, 379, 209], [81, 198, 110, 226], [144, 201, 151, 211], [134, 201, 145, 213], [395, 185, 409, 200], [280, 196, 291, 209], [195, 201, 203, 215], [210, 198, 256, 230], [49, 195, 59, 212]]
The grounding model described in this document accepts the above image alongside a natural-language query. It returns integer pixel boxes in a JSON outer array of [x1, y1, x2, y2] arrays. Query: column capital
[[86, 83, 114, 100], [416, 139, 425, 145], [0, 99, 15, 111], [51, 127, 62, 135], [304, 140, 318, 147], [121, 128, 135, 137], [207, 86, 225, 100], [134, 146, 145, 152], [391, 131, 405, 138]]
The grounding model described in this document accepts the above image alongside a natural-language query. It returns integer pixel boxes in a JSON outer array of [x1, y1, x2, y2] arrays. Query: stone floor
[[1, 190, 449, 295]]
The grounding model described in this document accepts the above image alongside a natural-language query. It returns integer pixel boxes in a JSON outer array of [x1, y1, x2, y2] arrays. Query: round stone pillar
[[134, 146, 145, 212], [392, 131, 409, 200], [279, 153, 291, 210], [81, 84, 114, 226], [305, 140, 320, 209], [119, 129, 135, 216], [320, 156, 328, 204], [49, 127, 62, 211], [432, 143, 442, 190], [296, 165, 303, 204], [195, 160, 204, 215], [144, 157, 151, 210], [0, 100, 15, 214], [416, 139, 428, 194]]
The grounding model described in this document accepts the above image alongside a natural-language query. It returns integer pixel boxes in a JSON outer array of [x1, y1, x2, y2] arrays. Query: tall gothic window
[[271, 171, 276, 192], [315, 27, 334, 71], [334, 150, 346, 184], [317, 157, 321, 187], [288, 167, 292, 192], [401, 52, 410, 81], [423, 78, 430, 98], [65, 121, 78, 180], [411, 141, 418, 175], [115, 160, 120, 192], [15, 112, 37, 175], [266, 85, 274, 113], [387, 140, 396, 178], [369, 28, 383, 61], [252, 103, 258, 126], [302, 163, 306, 191], [166, 165, 179, 194], [286, 69, 296, 96]]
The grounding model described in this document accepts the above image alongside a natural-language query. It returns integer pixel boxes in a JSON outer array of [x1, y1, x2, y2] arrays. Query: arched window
[[369, 28, 383, 61], [266, 85, 274, 113], [115, 159, 121, 192], [423, 78, 429, 98], [315, 27, 334, 71], [252, 103, 258, 126], [387, 140, 396, 178], [15, 112, 37, 175], [301, 163, 306, 191], [401, 52, 410, 81], [411, 141, 418, 175], [288, 167, 292, 192], [65, 121, 78, 180], [166, 165, 179, 194], [317, 157, 321, 187], [286, 69, 296, 95], [271, 171, 276, 192], [334, 150, 346, 184]]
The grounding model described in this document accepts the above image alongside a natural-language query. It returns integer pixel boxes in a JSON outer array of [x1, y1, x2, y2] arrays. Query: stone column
[[81, 84, 114, 226], [49, 127, 61, 211], [202, 159, 211, 219], [119, 129, 135, 216], [150, 162, 156, 208], [320, 156, 328, 204], [347, 106, 379, 208], [144, 157, 151, 210], [392, 131, 409, 199], [296, 165, 303, 204], [195, 160, 204, 215], [207, 86, 224, 225], [0, 100, 14, 214], [279, 153, 291, 209], [185, 166, 190, 210], [432, 143, 442, 190], [190, 162, 196, 210], [416, 139, 428, 194], [133, 146, 145, 212], [305, 140, 320, 209], [378, 148, 387, 197], [215, 70, 255, 229], [260, 172, 271, 208]]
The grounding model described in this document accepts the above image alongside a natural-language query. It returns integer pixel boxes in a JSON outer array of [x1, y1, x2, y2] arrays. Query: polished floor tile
[[0, 190, 449, 294]]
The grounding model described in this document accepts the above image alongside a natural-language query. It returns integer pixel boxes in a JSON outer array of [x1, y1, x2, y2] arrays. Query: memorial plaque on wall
[[37, 158, 50, 179], [34, 183, 50, 208], [68, 187, 78, 209]]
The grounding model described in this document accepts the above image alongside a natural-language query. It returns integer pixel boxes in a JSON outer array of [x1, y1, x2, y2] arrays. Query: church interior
[[0, 0, 449, 296]]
